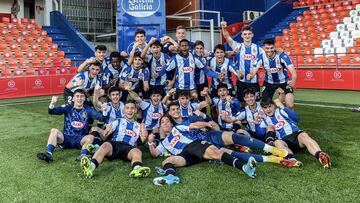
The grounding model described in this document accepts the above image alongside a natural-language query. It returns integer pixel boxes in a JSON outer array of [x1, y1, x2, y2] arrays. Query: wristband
[[148, 142, 155, 146]]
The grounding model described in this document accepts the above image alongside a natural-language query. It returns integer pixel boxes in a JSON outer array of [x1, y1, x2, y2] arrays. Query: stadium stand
[[279, 0, 360, 67], [0, 16, 76, 78]]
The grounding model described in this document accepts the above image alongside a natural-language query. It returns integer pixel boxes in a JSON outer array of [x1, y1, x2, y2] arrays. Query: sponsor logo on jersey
[[125, 129, 137, 137], [269, 67, 280, 73], [71, 121, 85, 129], [155, 66, 163, 71], [275, 120, 286, 130], [183, 67, 194, 73], [170, 134, 181, 147], [243, 54, 256, 60], [152, 112, 163, 119]]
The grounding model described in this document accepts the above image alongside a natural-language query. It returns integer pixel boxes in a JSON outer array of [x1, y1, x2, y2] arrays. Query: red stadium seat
[[316, 56, 327, 65], [327, 56, 338, 66], [21, 18, 29, 25]]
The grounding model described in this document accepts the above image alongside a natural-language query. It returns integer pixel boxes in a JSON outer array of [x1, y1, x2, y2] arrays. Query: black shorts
[[179, 140, 212, 166], [106, 141, 136, 161], [281, 131, 304, 153], [63, 88, 74, 105], [220, 123, 241, 133], [262, 82, 294, 101], [236, 81, 261, 102]]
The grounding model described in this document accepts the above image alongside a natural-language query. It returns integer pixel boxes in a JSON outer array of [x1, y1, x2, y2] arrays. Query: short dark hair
[[168, 101, 180, 110], [95, 45, 107, 51], [73, 89, 86, 95], [178, 90, 190, 98], [217, 83, 228, 91], [135, 29, 146, 37], [108, 86, 122, 95], [133, 52, 143, 60], [149, 87, 162, 96], [214, 44, 225, 53], [91, 60, 102, 67], [260, 98, 275, 107], [241, 25, 253, 32], [194, 40, 204, 48], [150, 40, 162, 49], [110, 51, 121, 61], [263, 38, 275, 46], [179, 39, 189, 46], [125, 99, 136, 106], [243, 87, 256, 97]]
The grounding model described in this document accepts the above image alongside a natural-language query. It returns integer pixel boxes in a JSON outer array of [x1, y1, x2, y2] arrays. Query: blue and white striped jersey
[[256, 108, 300, 139], [180, 101, 200, 118], [103, 102, 124, 124], [209, 57, 238, 90], [253, 52, 292, 84], [69, 71, 100, 92], [111, 118, 142, 146], [212, 97, 241, 129], [158, 53, 218, 90], [233, 102, 262, 132], [231, 41, 263, 84], [119, 64, 150, 90], [146, 52, 170, 86], [139, 100, 167, 130], [100, 66, 115, 87]]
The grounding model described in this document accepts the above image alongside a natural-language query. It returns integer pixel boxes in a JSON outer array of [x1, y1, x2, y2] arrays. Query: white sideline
[[295, 102, 353, 109], [0, 100, 49, 107]]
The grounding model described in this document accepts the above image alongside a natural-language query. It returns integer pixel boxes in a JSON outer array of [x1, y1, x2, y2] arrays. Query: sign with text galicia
[[121, 0, 161, 18]]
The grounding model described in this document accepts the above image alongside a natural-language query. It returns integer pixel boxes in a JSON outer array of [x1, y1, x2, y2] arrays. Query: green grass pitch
[[0, 89, 359, 202]]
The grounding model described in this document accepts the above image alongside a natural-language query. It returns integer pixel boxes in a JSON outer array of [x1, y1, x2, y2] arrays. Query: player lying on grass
[[37, 89, 108, 163], [255, 98, 331, 169], [80, 100, 151, 178]]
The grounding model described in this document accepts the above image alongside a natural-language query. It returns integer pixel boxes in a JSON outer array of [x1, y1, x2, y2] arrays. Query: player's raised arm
[[77, 58, 96, 72], [126, 84, 143, 104], [221, 20, 234, 47], [147, 133, 161, 157], [48, 96, 68, 115]]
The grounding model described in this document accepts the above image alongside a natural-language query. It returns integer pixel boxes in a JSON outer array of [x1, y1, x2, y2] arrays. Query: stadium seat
[[64, 58, 71, 67], [347, 46, 359, 53], [57, 51, 65, 58], [316, 56, 327, 65], [32, 59, 42, 68], [327, 56, 338, 66], [339, 55, 351, 65]]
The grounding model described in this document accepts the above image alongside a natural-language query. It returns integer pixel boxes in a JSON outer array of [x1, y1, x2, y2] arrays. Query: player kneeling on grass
[[37, 89, 108, 163], [255, 98, 331, 169], [148, 103, 257, 186], [80, 100, 151, 178]]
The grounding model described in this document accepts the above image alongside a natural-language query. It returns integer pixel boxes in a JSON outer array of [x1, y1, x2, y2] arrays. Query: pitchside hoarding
[[117, 0, 166, 53]]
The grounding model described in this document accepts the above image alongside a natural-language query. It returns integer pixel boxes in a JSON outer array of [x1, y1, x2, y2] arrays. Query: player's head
[[108, 86, 122, 104], [134, 29, 146, 45], [110, 51, 121, 70], [241, 25, 254, 43], [150, 40, 162, 54], [178, 90, 190, 106], [260, 98, 275, 116], [176, 25, 186, 41], [72, 89, 86, 107], [133, 52, 144, 70], [95, 45, 107, 62], [88, 60, 101, 78], [263, 38, 276, 58], [168, 101, 181, 121], [217, 83, 229, 99], [149, 88, 163, 105], [124, 100, 137, 119], [194, 40, 204, 56], [214, 44, 225, 61], [243, 87, 256, 106], [179, 39, 190, 56], [160, 115, 173, 134]]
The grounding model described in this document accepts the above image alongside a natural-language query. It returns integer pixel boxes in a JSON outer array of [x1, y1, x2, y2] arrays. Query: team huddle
[[36, 21, 331, 186]]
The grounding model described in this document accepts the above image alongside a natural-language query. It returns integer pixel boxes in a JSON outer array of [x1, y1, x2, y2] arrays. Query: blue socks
[[46, 144, 55, 155], [232, 133, 265, 150], [231, 151, 264, 163]]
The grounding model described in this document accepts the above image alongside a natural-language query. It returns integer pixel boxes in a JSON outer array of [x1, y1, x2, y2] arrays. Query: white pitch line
[[295, 102, 353, 109], [0, 100, 49, 107]]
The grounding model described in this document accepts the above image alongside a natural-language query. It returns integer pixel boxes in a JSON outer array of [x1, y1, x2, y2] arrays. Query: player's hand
[[124, 82, 132, 91], [226, 95, 233, 103], [204, 50, 209, 57], [50, 96, 58, 104], [237, 71, 244, 80], [148, 133, 155, 143], [246, 73, 254, 81], [287, 79, 296, 87], [275, 87, 285, 95], [207, 121, 218, 129], [217, 73, 225, 81], [252, 112, 261, 124], [149, 37, 157, 45], [220, 113, 227, 120], [100, 102, 108, 112], [273, 98, 285, 109], [85, 58, 96, 65], [120, 51, 128, 57], [233, 47, 240, 54], [220, 20, 227, 28], [161, 36, 170, 43], [193, 109, 204, 117], [168, 88, 176, 96]]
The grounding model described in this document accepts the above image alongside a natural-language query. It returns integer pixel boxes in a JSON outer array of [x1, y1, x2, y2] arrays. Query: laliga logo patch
[[71, 121, 85, 129], [170, 135, 181, 147], [125, 129, 137, 137], [8, 80, 16, 88], [122, 0, 160, 18], [152, 112, 163, 119], [275, 120, 285, 130], [333, 70, 342, 79], [306, 71, 313, 79], [242, 54, 256, 60], [183, 67, 194, 73], [35, 79, 42, 87]]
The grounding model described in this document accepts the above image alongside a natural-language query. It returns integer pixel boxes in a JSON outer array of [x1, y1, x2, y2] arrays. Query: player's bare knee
[[86, 135, 94, 142], [162, 157, 175, 166], [101, 142, 112, 150], [274, 140, 284, 147], [298, 132, 310, 142]]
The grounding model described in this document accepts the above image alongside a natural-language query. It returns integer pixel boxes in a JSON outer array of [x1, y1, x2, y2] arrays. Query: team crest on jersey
[[71, 121, 85, 129], [243, 54, 256, 60], [183, 67, 194, 73], [82, 112, 87, 119], [275, 120, 286, 130], [190, 60, 194, 65], [125, 129, 137, 137], [152, 112, 163, 119], [169, 135, 181, 147]]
